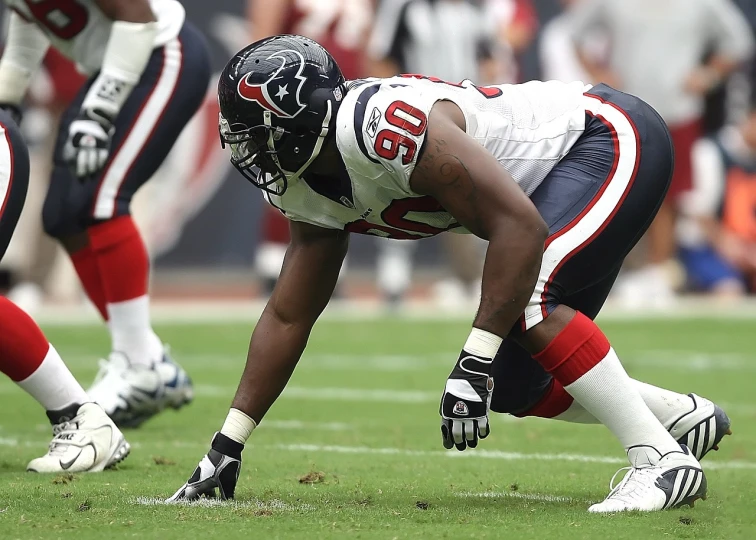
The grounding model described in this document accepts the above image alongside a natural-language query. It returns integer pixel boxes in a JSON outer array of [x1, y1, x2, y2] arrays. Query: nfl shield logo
[[453, 401, 469, 416]]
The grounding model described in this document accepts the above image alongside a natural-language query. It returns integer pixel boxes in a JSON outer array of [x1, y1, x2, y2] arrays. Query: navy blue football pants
[[490, 84, 674, 414], [42, 22, 211, 238]]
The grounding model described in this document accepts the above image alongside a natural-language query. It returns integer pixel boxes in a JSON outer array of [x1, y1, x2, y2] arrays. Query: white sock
[[107, 295, 163, 367], [554, 380, 695, 428], [565, 348, 682, 466], [632, 381, 695, 428], [17, 344, 90, 412]]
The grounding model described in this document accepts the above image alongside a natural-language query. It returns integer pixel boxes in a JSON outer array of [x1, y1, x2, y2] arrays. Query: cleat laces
[[603, 466, 660, 506]]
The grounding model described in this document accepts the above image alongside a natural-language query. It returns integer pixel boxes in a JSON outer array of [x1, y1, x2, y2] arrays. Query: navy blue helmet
[[218, 34, 346, 195]]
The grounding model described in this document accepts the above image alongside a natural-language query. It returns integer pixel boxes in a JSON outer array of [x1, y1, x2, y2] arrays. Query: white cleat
[[669, 394, 732, 461], [588, 446, 707, 513], [27, 403, 130, 473], [88, 348, 193, 428]]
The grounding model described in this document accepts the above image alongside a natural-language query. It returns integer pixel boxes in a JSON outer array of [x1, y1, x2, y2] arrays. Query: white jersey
[[269, 76, 590, 238], [5, 0, 184, 75]]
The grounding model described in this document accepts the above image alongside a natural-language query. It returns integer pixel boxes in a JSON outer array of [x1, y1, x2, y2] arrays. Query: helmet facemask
[[219, 102, 333, 197]]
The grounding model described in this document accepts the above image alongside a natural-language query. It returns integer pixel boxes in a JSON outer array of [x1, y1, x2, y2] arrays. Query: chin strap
[[291, 99, 333, 180], [261, 100, 333, 192]]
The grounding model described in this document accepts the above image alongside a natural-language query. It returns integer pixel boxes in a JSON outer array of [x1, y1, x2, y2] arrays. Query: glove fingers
[[88, 148, 99, 175], [479, 416, 490, 439], [452, 419, 465, 446], [77, 150, 89, 178], [441, 420, 455, 449], [166, 484, 189, 502], [98, 149, 109, 171], [467, 419, 479, 448]]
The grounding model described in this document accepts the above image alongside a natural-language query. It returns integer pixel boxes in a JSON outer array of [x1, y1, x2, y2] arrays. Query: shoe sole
[[673, 492, 707, 509], [90, 435, 131, 472], [112, 387, 193, 429]]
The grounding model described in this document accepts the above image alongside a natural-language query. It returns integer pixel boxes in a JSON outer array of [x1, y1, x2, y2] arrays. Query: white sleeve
[[565, 0, 608, 44], [540, 18, 587, 82], [368, 0, 410, 61], [680, 138, 726, 218], [0, 12, 49, 105]]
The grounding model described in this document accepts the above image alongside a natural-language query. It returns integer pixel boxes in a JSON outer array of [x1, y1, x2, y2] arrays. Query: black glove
[[440, 350, 494, 451], [0, 103, 23, 126], [63, 107, 115, 180], [167, 433, 243, 501]]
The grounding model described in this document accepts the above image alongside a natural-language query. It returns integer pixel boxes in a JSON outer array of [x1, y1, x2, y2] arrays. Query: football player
[[0, 0, 212, 427], [0, 110, 130, 473], [170, 36, 731, 512]]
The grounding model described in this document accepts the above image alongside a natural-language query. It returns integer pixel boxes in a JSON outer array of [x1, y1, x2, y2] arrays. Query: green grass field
[[0, 316, 755, 539]]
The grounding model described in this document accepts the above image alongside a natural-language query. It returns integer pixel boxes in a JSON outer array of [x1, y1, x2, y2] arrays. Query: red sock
[[87, 216, 150, 303], [533, 311, 610, 386], [515, 379, 574, 419], [71, 245, 109, 320], [0, 297, 49, 381]]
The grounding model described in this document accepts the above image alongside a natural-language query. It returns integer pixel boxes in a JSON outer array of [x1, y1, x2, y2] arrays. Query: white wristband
[[220, 408, 257, 445], [463, 328, 503, 359], [82, 20, 158, 117]]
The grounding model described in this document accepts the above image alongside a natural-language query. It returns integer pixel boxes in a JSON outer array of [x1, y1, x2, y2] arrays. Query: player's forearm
[[0, 13, 49, 106], [82, 14, 158, 121], [230, 308, 313, 423], [705, 55, 741, 81], [473, 225, 546, 338]]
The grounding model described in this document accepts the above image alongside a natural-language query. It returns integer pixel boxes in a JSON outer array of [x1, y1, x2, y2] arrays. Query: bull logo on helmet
[[237, 49, 307, 119]]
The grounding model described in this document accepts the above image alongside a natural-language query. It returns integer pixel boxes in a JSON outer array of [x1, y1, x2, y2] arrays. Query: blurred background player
[[0, 0, 211, 426], [677, 99, 756, 295], [247, 0, 373, 294], [1, 50, 86, 314], [367, 0, 497, 305], [568, 0, 754, 307], [539, 0, 606, 83], [0, 109, 129, 473]]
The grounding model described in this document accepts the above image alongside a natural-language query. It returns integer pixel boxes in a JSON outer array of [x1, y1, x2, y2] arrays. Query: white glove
[[440, 351, 494, 451], [64, 108, 115, 179], [167, 433, 243, 502]]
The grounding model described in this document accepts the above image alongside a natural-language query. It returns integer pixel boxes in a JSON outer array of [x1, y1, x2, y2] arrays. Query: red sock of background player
[[518, 377, 697, 429], [87, 216, 162, 367], [533, 310, 682, 466], [70, 245, 108, 320], [0, 297, 89, 418]]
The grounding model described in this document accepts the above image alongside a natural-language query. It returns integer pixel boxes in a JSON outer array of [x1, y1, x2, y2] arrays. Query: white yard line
[[29, 297, 756, 326], [133, 496, 314, 511], [193, 384, 439, 402], [268, 443, 756, 471], [261, 420, 352, 431], [2, 438, 754, 472], [455, 491, 582, 504]]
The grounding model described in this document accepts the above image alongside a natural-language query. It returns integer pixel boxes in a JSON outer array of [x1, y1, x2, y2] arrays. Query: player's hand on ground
[[440, 351, 494, 451], [167, 433, 242, 502], [64, 108, 115, 179]]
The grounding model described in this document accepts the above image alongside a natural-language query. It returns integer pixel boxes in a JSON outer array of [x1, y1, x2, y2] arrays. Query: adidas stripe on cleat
[[588, 445, 707, 513], [669, 394, 731, 461]]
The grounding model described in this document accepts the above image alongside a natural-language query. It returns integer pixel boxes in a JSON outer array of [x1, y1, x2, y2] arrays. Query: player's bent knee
[[489, 386, 551, 415], [42, 192, 84, 241]]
